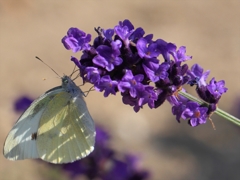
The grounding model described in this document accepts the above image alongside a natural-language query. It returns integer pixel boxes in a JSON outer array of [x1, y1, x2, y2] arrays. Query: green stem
[[178, 91, 240, 126]]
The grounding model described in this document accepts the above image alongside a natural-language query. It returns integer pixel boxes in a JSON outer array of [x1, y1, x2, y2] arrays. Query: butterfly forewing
[[3, 89, 62, 160]]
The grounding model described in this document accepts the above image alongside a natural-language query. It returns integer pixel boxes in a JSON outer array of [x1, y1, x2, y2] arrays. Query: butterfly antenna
[[69, 65, 82, 81], [69, 65, 77, 78], [72, 73, 80, 81], [82, 86, 95, 97], [35, 56, 61, 78], [72, 69, 81, 81]]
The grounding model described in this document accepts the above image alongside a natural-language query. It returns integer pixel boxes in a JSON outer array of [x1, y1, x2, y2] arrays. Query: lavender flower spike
[[62, 19, 237, 128]]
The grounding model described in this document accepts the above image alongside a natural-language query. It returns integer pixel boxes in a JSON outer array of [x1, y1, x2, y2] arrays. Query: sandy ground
[[0, 0, 240, 180]]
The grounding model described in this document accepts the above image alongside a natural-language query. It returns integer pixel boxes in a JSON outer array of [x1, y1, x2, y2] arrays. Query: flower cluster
[[62, 19, 228, 127]]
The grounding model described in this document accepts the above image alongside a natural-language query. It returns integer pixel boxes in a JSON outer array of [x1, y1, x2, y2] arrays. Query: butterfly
[[3, 75, 95, 164]]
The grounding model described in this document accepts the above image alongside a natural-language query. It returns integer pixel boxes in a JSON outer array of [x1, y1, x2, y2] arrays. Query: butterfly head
[[61, 75, 82, 96]]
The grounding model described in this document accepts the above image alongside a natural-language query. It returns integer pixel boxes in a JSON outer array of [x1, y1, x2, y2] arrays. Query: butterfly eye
[[64, 79, 68, 84]]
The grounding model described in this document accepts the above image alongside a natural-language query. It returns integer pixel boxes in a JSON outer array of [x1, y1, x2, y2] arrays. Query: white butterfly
[[3, 75, 95, 164]]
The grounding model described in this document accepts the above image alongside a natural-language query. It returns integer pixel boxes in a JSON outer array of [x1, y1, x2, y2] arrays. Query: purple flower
[[184, 102, 208, 126], [93, 43, 123, 71], [169, 46, 192, 62], [143, 61, 170, 82], [85, 67, 101, 84], [172, 102, 189, 122], [103, 159, 128, 180], [14, 96, 33, 112], [111, 39, 122, 51], [103, 28, 114, 41], [196, 78, 227, 104], [118, 70, 144, 98], [114, 20, 134, 47], [71, 56, 82, 69], [114, 25, 132, 42], [207, 78, 228, 99], [122, 93, 142, 112], [171, 89, 189, 122], [138, 86, 158, 109], [155, 39, 171, 62], [168, 88, 189, 106], [129, 27, 145, 42], [137, 38, 161, 58], [94, 75, 118, 97], [187, 64, 210, 87], [62, 27, 91, 52], [187, 64, 227, 104], [95, 125, 110, 146], [173, 101, 208, 127]]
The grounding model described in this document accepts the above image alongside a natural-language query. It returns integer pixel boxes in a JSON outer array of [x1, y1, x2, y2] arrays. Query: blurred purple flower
[[14, 96, 33, 112], [61, 126, 150, 180]]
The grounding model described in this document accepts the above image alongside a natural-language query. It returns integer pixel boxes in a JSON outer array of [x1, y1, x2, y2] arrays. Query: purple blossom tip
[[62, 27, 91, 53], [187, 64, 210, 87]]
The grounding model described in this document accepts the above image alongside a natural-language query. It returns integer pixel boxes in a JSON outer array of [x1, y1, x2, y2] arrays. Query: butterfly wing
[[3, 88, 63, 160], [37, 91, 95, 164]]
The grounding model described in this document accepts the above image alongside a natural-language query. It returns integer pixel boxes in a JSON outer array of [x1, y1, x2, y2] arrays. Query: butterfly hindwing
[[37, 91, 95, 164]]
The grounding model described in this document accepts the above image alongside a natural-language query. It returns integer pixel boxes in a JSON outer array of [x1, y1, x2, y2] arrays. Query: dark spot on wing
[[31, 132, 37, 140], [67, 100, 71, 106]]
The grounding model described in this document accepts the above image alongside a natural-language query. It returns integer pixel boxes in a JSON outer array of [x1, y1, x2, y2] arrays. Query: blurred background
[[0, 0, 240, 180]]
